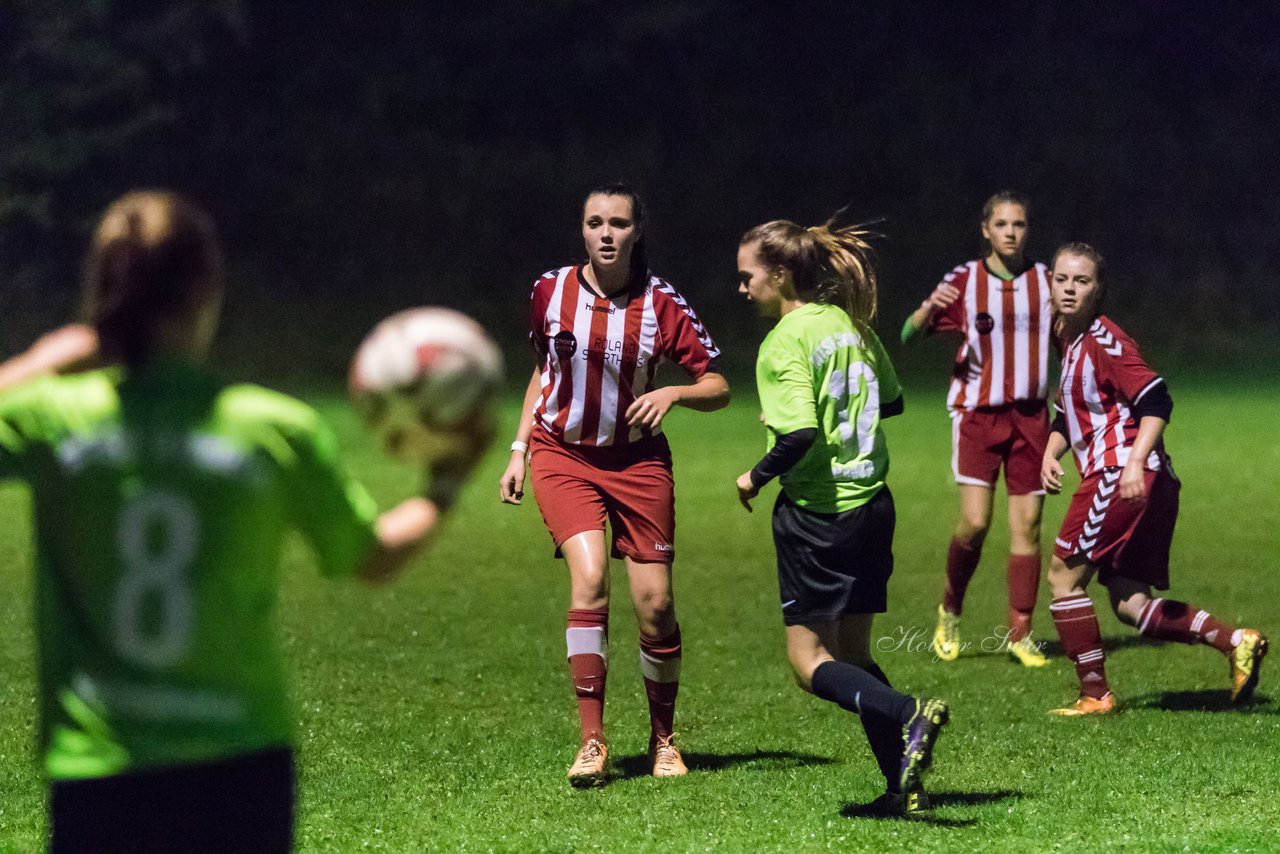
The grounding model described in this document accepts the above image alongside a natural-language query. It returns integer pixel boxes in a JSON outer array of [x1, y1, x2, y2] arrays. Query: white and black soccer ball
[[349, 307, 504, 460]]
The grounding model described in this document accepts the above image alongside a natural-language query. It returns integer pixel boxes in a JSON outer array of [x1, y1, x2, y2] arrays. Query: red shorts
[[1053, 466, 1180, 589], [529, 427, 676, 564], [950, 401, 1049, 495]]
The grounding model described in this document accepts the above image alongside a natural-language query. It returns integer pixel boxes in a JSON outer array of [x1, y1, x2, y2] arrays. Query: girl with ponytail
[[0, 190, 469, 850], [733, 211, 949, 815]]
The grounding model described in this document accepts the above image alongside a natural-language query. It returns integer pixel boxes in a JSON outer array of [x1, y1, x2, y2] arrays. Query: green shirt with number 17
[[0, 360, 379, 780], [756, 302, 902, 514]]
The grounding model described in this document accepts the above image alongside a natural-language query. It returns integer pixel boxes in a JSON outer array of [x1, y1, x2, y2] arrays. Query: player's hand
[[499, 452, 527, 505], [1119, 460, 1148, 502], [736, 471, 759, 512], [426, 418, 494, 511], [923, 283, 960, 314], [626, 387, 680, 430], [1041, 454, 1065, 495]]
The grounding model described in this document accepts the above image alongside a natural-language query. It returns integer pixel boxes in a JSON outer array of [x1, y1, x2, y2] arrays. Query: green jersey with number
[[0, 360, 379, 780], [756, 303, 902, 513]]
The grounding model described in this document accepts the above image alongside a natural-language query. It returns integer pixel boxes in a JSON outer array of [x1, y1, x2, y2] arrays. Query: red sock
[[567, 608, 609, 742], [1007, 553, 1041, 642], [942, 537, 982, 615], [1050, 595, 1110, 699], [639, 625, 681, 742], [1137, 598, 1239, 655]]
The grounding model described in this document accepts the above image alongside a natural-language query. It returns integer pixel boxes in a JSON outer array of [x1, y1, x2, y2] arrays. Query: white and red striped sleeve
[[1091, 319, 1163, 408], [651, 279, 720, 379], [528, 269, 559, 359]]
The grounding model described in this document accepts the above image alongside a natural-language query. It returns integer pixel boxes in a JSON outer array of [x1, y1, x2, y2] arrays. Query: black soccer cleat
[[899, 698, 949, 793]]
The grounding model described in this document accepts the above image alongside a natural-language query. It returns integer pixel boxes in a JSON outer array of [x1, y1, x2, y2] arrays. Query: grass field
[[0, 377, 1277, 852]]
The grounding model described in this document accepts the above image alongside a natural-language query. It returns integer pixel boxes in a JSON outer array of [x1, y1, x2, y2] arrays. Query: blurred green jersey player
[[0, 191, 476, 853]]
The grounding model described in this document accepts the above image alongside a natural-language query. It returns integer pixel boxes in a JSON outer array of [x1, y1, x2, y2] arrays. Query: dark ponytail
[[81, 191, 223, 366]]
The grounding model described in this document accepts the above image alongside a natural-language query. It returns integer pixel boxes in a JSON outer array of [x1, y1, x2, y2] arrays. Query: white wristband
[[510, 440, 529, 455]]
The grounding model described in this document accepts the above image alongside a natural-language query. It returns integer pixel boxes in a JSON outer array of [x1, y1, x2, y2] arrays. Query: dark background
[[2, 1, 1277, 384]]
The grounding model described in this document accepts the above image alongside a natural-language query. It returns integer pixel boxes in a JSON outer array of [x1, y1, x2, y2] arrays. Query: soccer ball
[[349, 307, 504, 460]]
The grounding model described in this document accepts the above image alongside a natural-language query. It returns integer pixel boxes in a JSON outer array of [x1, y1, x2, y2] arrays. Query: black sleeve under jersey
[[1132, 380, 1173, 423], [749, 428, 817, 490], [1051, 410, 1069, 441], [881, 395, 904, 419]]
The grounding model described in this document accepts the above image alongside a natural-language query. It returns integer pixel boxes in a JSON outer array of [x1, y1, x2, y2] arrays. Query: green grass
[[1, 378, 1278, 852]]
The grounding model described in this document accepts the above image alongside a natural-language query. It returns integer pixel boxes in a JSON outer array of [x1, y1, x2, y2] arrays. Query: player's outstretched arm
[[0, 324, 99, 391], [359, 427, 492, 584], [358, 497, 442, 584], [499, 367, 542, 505]]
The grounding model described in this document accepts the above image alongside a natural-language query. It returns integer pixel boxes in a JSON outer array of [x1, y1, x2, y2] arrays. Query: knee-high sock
[[1007, 553, 1041, 642], [1050, 595, 1110, 699], [943, 537, 982, 614], [1137, 599, 1240, 655], [859, 663, 907, 793], [810, 660, 917, 728], [567, 608, 608, 741], [639, 626, 681, 742]]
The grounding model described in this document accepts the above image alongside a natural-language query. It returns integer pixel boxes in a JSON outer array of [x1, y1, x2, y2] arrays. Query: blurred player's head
[[980, 191, 1030, 264], [582, 183, 647, 287], [1050, 242, 1106, 327], [739, 212, 879, 325], [82, 191, 224, 367]]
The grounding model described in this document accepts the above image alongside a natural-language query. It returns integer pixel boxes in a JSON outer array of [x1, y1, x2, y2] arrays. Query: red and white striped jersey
[[928, 259, 1052, 410], [528, 265, 720, 447], [1057, 316, 1168, 478]]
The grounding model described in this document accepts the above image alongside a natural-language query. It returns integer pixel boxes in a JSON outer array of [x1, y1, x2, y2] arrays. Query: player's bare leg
[[563, 532, 611, 787], [1005, 493, 1048, 666], [934, 485, 993, 660], [1107, 575, 1269, 704], [1047, 556, 1114, 715], [626, 558, 686, 777]]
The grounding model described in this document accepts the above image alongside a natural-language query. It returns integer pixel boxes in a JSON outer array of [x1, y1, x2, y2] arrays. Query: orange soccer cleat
[[568, 737, 608, 788], [650, 733, 688, 778], [1049, 692, 1116, 716]]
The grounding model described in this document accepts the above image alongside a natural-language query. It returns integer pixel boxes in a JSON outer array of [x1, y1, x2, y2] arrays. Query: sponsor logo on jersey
[[975, 312, 995, 335], [583, 335, 648, 368], [588, 303, 616, 314], [553, 330, 577, 359]]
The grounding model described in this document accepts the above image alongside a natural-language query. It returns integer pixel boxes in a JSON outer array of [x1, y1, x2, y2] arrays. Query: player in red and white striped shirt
[[902, 192, 1051, 667], [499, 184, 729, 785], [1041, 243, 1266, 715]]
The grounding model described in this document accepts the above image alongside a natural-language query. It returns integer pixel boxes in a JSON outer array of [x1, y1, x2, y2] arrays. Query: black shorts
[[49, 746, 295, 854], [772, 486, 895, 625]]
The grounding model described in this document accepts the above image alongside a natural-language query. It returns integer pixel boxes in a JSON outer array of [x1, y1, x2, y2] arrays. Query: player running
[[1042, 242, 1267, 715], [0, 191, 478, 851], [902, 192, 1051, 667], [734, 212, 948, 815], [498, 183, 729, 787]]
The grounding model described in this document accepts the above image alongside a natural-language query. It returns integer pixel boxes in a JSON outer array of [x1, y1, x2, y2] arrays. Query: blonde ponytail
[[741, 210, 880, 327], [806, 217, 879, 326]]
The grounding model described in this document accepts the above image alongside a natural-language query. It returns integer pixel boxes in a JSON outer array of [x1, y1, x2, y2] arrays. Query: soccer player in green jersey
[[0, 191, 476, 852], [733, 212, 949, 816]]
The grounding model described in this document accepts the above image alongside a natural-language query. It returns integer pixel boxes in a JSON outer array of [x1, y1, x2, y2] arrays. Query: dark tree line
[[3, 2, 1277, 380]]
